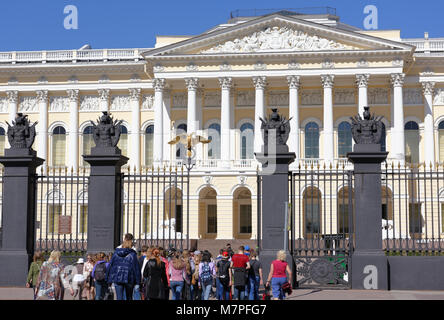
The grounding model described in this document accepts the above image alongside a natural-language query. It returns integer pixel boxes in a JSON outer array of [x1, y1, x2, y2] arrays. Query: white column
[[129, 88, 141, 172], [185, 78, 199, 136], [153, 78, 165, 166], [422, 81, 435, 166], [219, 77, 232, 167], [36, 90, 48, 171], [287, 75, 300, 158], [253, 76, 267, 154], [321, 75, 335, 163], [67, 89, 79, 173], [98, 89, 109, 112], [7, 90, 18, 123], [391, 73, 406, 163], [356, 74, 369, 116], [162, 89, 172, 163]]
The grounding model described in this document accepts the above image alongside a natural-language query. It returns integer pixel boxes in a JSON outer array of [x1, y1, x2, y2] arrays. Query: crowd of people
[[27, 233, 292, 300]]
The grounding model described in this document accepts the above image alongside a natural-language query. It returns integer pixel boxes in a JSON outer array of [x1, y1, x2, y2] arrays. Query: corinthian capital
[[36, 90, 48, 103], [218, 77, 233, 90], [98, 89, 110, 101], [6, 90, 18, 103], [422, 81, 435, 96], [287, 75, 300, 89], [153, 78, 166, 92], [67, 89, 79, 102], [252, 76, 267, 90], [390, 73, 405, 88], [355, 74, 370, 88], [321, 75, 335, 89], [129, 88, 141, 101], [185, 78, 199, 91]]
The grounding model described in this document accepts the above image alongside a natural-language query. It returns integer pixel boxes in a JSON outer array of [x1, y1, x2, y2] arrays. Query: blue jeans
[[170, 281, 184, 300], [271, 277, 287, 300], [233, 285, 245, 300], [95, 281, 108, 300], [133, 284, 141, 300], [216, 279, 230, 300], [114, 283, 134, 300], [201, 283, 212, 300], [248, 276, 260, 300]]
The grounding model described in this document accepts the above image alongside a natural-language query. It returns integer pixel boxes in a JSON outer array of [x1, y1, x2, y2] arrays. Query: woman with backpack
[[181, 250, 192, 300], [169, 253, 187, 300], [198, 251, 216, 300], [35, 250, 68, 300], [215, 251, 231, 300], [92, 252, 110, 300], [143, 248, 169, 300], [106, 240, 141, 300], [191, 252, 201, 300]]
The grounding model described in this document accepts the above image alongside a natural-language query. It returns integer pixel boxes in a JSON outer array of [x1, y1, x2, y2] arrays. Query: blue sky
[[0, 0, 442, 51]]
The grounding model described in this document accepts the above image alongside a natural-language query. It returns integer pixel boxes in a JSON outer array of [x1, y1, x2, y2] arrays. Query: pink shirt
[[272, 260, 287, 278], [169, 264, 187, 282]]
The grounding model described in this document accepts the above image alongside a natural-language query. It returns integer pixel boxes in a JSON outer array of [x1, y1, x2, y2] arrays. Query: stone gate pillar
[[83, 112, 128, 253], [255, 108, 295, 282], [348, 107, 388, 290], [0, 113, 44, 286]]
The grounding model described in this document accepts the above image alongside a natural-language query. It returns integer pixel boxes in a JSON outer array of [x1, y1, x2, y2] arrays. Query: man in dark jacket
[[107, 241, 141, 300]]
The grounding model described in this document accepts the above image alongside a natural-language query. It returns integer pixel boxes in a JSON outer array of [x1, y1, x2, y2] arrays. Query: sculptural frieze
[[6, 113, 38, 149], [90, 111, 123, 148], [350, 106, 384, 144]]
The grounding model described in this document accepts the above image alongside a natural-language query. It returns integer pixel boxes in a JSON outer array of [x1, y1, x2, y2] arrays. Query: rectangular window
[[207, 204, 217, 234], [52, 135, 66, 166], [239, 204, 252, 234], [175, 205, 183, 233], [48, 205, 62, 234], [382, 203, 388, 220], [0, 135, 5, 157], [305, 202, 321, 235], [82, 134, 94, 166], [118, 134, 128, 157], [142, 204, 151, 234], [79, 205, 88, 234], [409, 203, 423, 234]]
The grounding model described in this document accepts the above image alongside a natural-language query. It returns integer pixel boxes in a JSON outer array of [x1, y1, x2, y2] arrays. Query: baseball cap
[[245, 245, 250, 251], [222, 251, 229, 258]]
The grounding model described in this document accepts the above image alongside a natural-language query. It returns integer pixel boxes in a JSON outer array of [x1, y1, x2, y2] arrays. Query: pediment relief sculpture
[[201, 26, 355, 54]]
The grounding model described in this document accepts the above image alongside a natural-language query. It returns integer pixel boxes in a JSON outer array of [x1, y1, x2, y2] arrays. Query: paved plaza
[[1, 287, 443, 300]]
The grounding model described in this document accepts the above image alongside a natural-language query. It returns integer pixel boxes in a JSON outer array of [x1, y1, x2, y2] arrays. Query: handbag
[[281, 281, 292, 295]]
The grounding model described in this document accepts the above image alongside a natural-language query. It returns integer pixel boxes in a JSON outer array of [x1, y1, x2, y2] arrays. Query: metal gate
[[289, 164, 354, 289], [122, 166, 190, 251]]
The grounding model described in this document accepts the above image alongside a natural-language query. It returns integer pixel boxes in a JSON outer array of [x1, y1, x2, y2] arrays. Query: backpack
[[217, 260, 230, 286], [200, 262, 212, 285], [94, 262, 107, 282]]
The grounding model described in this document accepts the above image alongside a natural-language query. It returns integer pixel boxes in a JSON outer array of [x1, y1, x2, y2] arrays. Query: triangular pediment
[[143, 13, 413, 58]]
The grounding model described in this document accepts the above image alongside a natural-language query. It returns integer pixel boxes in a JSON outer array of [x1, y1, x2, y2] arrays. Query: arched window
[[405, 121, 419, 164], [52, 126, 66, 166], [338, 187, 353, 234], [439, 121, 444, 162], [144, 125, 154, 166], [338, 122, 352, 158], [0, 127, 5, 157], [240, 123, 254, 160], [303, 187, 321, 238], [82, 126, 94, 166], [117, 125, 128, 157], [207, 123, 221, 159], [176, 123, 187, 159], [305, 122, 319, 159], [380, 123, 386, 152]]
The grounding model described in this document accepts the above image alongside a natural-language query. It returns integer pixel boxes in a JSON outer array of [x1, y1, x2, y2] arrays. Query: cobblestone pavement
[[1, 287, 444, 300]]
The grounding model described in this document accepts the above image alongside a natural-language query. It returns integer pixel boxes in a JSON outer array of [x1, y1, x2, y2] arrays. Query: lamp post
[[168, 132, 210, 249]]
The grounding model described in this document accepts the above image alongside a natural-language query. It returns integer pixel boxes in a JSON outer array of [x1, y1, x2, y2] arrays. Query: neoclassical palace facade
[[1, 11, 444, 242]]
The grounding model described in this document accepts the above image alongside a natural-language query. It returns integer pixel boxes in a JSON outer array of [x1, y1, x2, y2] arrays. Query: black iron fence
[[35, 167, 89, 253], [121, 166, 190, 251], [382, 162, 444, 255]]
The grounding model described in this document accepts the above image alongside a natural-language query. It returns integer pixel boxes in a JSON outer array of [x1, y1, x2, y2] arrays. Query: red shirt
[[272, 260, 287, 278], [231, 253, 249, 268]]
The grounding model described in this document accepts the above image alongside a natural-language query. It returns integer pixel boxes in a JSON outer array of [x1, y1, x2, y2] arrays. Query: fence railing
[[0, 168, 3, 248], [121, 166, 190, 251], [382, 162, 444, 255], [35, 167, 89, 253]]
